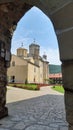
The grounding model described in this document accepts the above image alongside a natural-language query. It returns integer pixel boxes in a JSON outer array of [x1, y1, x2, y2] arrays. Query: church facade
[[7, 42, 49, 84]]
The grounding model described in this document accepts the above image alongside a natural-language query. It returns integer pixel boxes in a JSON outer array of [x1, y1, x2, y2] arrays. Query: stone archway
[[0, 0, 73, 129]]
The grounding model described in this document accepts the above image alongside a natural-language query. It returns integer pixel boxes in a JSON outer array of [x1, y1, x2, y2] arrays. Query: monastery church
[[7, 41, 49, 84]]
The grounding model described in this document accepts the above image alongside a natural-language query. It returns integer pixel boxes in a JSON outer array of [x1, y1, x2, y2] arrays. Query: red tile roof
[[49, 73, 62, 78]]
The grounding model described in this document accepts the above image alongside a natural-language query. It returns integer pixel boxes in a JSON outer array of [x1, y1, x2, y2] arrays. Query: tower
[[17, 43, 27, 58], [29, 41, 40, 59], [43, 53, 47, 60]]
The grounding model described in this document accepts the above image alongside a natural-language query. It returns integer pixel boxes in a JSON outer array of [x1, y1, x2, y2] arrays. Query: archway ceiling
[[0, 0, 72, 30], [0, 0, 73, 61]]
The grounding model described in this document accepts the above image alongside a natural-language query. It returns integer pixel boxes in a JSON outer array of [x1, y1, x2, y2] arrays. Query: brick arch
[[0, 1, 73, 129], [0, 1, 54, 119], [0, 2, 54, 54]]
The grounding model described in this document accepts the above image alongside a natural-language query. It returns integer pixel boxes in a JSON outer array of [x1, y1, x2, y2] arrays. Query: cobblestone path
[[0, 86, 68, 130]]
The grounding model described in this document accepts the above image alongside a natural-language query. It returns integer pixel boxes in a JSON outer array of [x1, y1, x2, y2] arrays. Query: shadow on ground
[[0, 94, 68, 130]]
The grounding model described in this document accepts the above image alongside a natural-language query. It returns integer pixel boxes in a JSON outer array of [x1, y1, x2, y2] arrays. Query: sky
[[11, 6, 61, 65]]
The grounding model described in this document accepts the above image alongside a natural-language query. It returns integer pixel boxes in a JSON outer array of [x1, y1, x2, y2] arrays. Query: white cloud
[[11, 37, 33, 54], [40, 47, 61, 65]]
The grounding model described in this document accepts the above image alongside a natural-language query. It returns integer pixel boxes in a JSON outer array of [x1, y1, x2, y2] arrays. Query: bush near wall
[[8, 83, 40, 90], [8, 83, 49, 90]]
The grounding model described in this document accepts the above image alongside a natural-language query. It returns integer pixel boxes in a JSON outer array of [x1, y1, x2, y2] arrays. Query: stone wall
[[0, 1, 33, 118], [0, 1, 73, 129], [0, 57, 8, 118]]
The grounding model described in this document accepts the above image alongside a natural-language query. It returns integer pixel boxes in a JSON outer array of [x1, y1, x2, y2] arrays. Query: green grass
[[52, 85, 64, 93], [8, 83, 39, 90]]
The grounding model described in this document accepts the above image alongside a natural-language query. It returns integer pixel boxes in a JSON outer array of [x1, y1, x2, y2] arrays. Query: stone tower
[[17, 47, 28, 58], [43, 54, 47, 60], [29, 41, 40, 59]]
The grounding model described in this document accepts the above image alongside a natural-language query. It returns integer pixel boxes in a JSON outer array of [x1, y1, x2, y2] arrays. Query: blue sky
[[11, 6, 61, 65]]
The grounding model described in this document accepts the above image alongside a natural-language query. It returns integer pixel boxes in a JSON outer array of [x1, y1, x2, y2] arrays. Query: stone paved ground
[[0, 86, 68, 130]]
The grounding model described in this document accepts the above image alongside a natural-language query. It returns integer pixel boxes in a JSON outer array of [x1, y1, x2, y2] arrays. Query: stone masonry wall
[[0, 1, 33, 118], [0, 57, 8, 118]]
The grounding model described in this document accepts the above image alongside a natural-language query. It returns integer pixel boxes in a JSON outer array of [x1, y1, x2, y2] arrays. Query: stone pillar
[[62, 61, 73, 129], [0, 57, 8, 118], [0, 27, 11, 118], [56, 23, 73, 129], [0, 1, 33, 119]]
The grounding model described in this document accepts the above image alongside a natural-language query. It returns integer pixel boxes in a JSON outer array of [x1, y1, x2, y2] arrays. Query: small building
[[49, 64, 62, 84]]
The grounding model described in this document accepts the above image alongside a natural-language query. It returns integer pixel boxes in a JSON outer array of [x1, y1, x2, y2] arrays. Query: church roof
[[17, 47, 27, 50], [29, 43, 40, 47], [12, 54, 39, 67]]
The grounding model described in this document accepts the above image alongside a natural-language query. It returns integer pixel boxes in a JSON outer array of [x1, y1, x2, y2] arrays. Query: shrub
[[8, 83, 40, 90]]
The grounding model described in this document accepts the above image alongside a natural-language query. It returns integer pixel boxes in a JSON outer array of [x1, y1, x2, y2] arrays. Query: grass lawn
[[52, 85, 64, 93]]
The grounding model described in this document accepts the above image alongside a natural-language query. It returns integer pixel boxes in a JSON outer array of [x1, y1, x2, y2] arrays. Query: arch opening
[[1, 1, 73, 129], [7, 6, 61, 85], [11, 6, 61, 65]]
